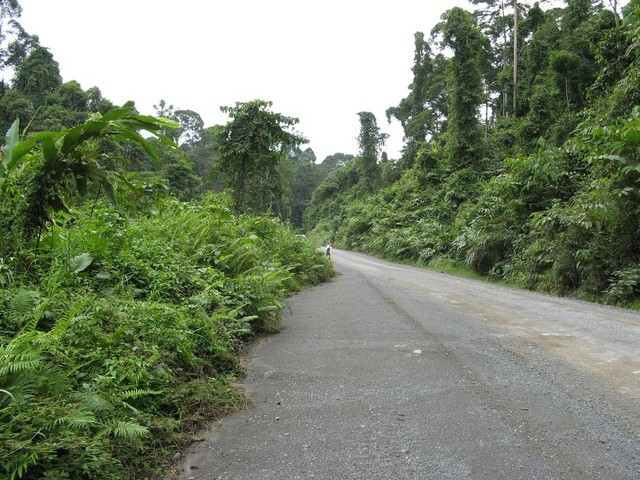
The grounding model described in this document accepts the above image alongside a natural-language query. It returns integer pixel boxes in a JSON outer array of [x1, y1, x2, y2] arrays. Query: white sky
[[17, 0, 471, 161]]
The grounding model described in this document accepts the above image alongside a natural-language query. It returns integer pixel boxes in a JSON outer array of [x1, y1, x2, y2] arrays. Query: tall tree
[[153, 101, 204, 146], [278, 147, 321, 227], [357, 111, 387, 193], [319, 152, 354, 177], [86, 86, 114, 114], [513, 0, 519, 114], [0, 0, 22, 67], [386, 32, 449, 166], [3, 18, 39, 69], [174, 109, 204, 147], [184, 126, 220, 189], [214, 99, 307, 212], [434, 7, 488, 169], [12, 46, 61, 103]]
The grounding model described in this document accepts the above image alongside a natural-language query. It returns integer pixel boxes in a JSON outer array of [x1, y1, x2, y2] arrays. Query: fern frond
[[119, 389, 163, 400], [0, 350, 43, 377], [2, 451, 39, 480], [48, 296, 93, 340], [73, 392, 112, 413], [120, 400, 141, 415], [5, 289, 40, 326], [0, 388, 14, 400], [44, 412, 97, 431], [99, 420, 149, 439]]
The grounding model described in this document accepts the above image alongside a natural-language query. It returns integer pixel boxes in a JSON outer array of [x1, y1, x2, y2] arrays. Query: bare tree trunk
[[609, 0, 620, 27], [485, 96, 489, 136], [513, 0, 518, 117], [502, 0, 508, 117]]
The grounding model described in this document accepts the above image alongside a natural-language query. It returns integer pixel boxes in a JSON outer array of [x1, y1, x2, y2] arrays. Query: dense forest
[[307, 0, 640, 306], [0, 2, 334, 479], [0, 0, 638, 478]]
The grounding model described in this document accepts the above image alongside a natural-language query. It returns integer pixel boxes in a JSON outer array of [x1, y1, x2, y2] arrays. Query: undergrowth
[[0, 193, 333, 479]]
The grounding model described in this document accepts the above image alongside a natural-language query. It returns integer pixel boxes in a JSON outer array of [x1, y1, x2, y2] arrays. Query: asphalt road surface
[[180, 249, 640, 479]]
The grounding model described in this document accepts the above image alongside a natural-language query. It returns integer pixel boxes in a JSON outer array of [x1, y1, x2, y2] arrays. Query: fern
[[5, 289, 40, 329], [2, 452, 40, 480], [0, 349, 43, 377], [43, 412, 97, 431], [0, 388, 14, 400], [45, 296, 92, 342], [119, 388, 163, 400], [73, 392, 112, 413], [99, 420, 149, 439]]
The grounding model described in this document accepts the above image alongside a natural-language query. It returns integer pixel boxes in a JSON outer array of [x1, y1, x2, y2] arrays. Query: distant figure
[[325, 243, 333, 258]]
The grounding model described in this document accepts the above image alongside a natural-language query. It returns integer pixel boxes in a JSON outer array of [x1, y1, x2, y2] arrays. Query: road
[[180, 249, 640, 479]]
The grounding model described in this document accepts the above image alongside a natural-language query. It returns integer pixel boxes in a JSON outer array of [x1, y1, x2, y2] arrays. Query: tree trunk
[[513, 0, 518, 117], [502, 0, 508, 117], [609, 0, 620, 27]]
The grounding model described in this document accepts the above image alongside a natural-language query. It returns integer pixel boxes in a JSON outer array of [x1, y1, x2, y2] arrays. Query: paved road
[[180, 249, 640, 479]]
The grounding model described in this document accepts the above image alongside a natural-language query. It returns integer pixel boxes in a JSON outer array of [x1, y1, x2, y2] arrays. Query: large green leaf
[[70, 253, 93, 273], [100, 179, 120, 208], [136, 114, 180, 129], [74, 163, 108, 182], [100, 107, 133, 121], [3, 119, 38, 174], [42, 136, 58, 166], [3, 118, 20, 172], [75, 175, 88, 196], [112, 127, 160, 162], [61, 120, 107, 155]]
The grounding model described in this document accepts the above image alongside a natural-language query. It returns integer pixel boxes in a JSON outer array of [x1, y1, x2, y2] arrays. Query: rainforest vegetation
[[0, 2, 333, 479], [0, 0, 639, 478], [307, 0, 640, 306]]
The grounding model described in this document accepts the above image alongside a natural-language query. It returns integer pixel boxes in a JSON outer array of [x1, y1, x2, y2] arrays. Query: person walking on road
[[325, 242, 332, 258]]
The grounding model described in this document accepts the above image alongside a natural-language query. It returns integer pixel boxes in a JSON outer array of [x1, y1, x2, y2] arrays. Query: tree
[[152, 100, 204, 147], [513, 0, 519, 114], [3, 19, 39, 69], [386, 32, 449, 167], [357, 111, 387, 193], [12, 46, 61, 103], [184, 126, 220, 189], [434, 7, 488, 169], [86, 86, 114, 114], [174, 109, 204, 147], [319, 152, 354, 177], [214, 99, 307, 212], [278, 147, 322, 227], [0, 0, 23, 68]]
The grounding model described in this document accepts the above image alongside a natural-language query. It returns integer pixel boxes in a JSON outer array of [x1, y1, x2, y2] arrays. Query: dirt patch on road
[[452, 293, 640, 403]]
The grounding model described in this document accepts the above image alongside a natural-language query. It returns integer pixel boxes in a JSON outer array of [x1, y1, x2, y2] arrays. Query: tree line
[[306, 0, 640, 305], [0, 2, 335, 478]]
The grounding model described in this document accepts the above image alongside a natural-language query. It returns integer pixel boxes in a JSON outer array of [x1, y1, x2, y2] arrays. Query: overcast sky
[[17, 0, 473, 161]]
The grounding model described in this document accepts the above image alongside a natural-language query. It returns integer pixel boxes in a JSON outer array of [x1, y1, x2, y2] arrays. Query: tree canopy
[[213, 99, 308, 213]]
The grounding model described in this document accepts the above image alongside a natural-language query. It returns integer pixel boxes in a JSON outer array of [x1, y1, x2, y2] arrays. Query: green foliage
[[308, 2, 640, 307], [434, 7, 488, 169], [0, 193, 333, 479], [356, 111, 388, 192], [12, 46, 61, 102], [0, 108, 179, 235], [213, 100, 308, 213]]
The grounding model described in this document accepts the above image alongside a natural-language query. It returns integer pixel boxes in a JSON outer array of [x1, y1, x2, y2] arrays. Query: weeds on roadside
[[0, 194, 332, 479]]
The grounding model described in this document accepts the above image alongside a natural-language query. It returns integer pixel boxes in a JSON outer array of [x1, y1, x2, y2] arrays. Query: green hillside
[[307, 0, 640, 306]]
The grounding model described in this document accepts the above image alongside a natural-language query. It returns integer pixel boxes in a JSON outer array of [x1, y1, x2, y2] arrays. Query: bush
[[0, 193, 333, 480]]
